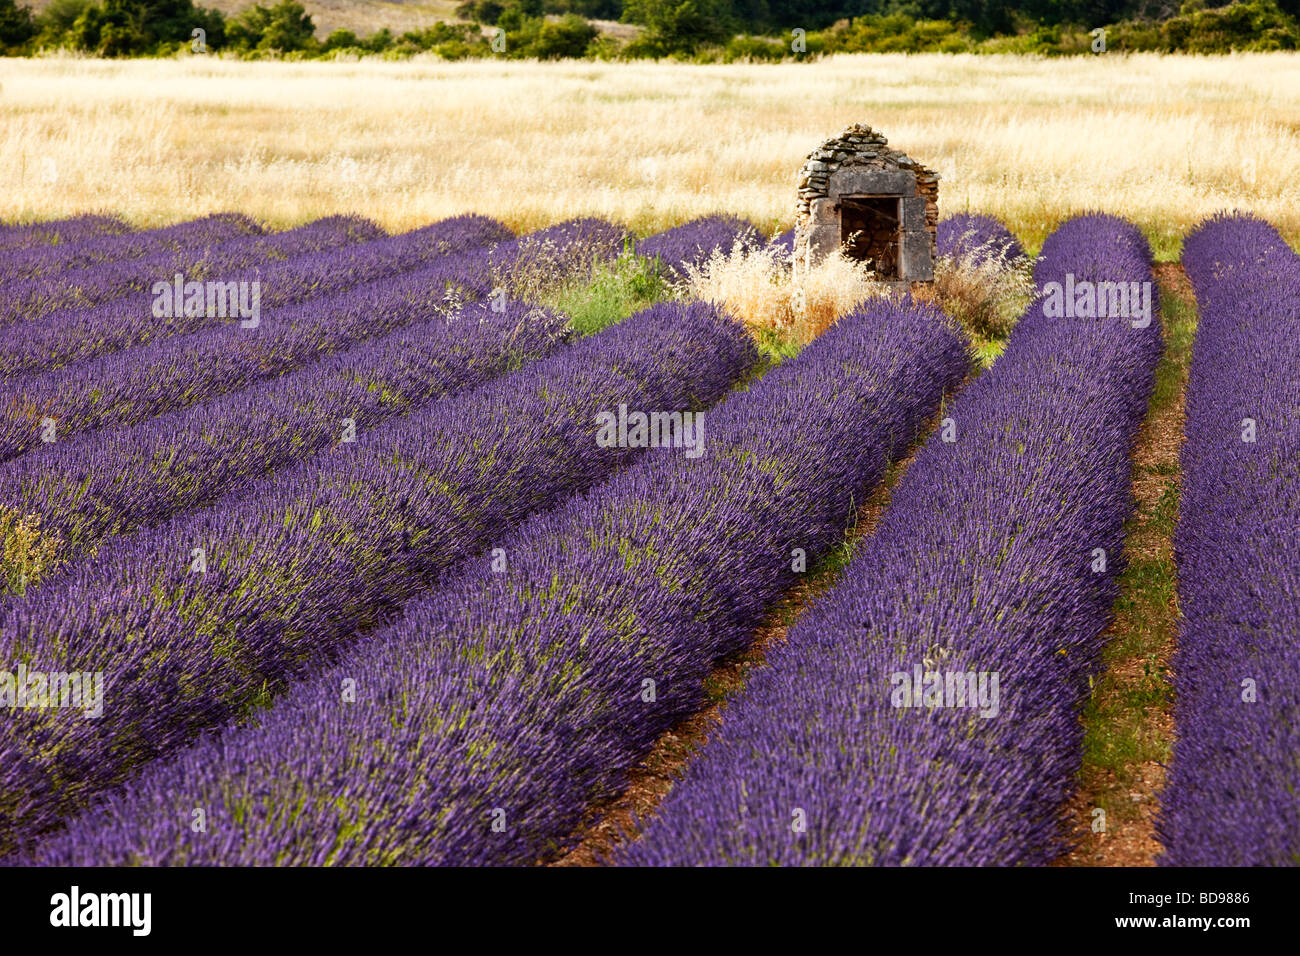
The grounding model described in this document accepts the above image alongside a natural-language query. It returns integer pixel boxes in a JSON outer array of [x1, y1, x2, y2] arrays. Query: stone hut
[[793, 124, 938, 285]]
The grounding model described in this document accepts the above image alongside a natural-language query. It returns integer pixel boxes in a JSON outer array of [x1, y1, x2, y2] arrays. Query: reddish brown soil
[[1056, 263, 1193, 867]]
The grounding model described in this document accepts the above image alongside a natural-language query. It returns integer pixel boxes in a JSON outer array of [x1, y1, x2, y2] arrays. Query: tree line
[[0, 0, 1296, 58]]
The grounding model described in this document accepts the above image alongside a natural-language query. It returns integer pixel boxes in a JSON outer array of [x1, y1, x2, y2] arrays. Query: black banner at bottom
[[0, 864, 1281, 942]]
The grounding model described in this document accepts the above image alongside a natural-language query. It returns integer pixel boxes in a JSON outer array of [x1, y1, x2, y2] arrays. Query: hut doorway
[[839, 195, 901, 279]]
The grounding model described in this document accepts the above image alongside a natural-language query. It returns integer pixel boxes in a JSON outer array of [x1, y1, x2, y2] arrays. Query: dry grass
[[678, 237, 1031, 350], [921, 249, 1036, 340], [674, 241, 886, 343], [1, 53, 1298, 253]]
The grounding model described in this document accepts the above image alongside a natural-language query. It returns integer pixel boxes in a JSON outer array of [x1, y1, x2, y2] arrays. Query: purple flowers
[[623, 214, 1161, 866], [0, 301, 755, 856], [937, 213, 1027, 265], [0, 215, 131, 252], [0, 218, 510, 463], [0, 298, 570, 574], [11, 204, 1280, 871], [0, 216, 385, 378], [635, 215, 761, 276], [0, 214, 264, 311], [13, 295, 964, 866], [1156, 214, 1300, 866]]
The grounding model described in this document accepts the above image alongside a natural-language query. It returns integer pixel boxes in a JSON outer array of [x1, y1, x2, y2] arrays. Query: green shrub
[[546, 247, 670, 337], [456, 0, 504, 23], [529, 13, 597, 57], [54, 0, 225, 56], [621, 0, 731, 57], [0, 0, 36, 51], [322, 28, 359, 51], [226, 0, 316, 54], [822, 13, 973, 54]]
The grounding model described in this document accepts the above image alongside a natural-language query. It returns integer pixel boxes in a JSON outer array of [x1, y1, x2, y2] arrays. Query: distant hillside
[[16, 0, 639, 39], [20, 0, 459, 36]]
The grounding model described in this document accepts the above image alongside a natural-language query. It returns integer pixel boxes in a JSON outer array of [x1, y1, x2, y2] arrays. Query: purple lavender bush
[[0, 231, 510, 464], [0, 216, 385, 377], [1156, 213, 1300, 867], [0, 301, 756, 855], [0, 214, 505, 338], [12, 296, 966, 866], [635, 215, 760, 276], [0, 213, 262, 289], [621, 213, 1161, 866], [937, 213, 1027, 266], [0, 299, 569, 574], [224, 213, 509, 310], [0, 215, 131, 252]]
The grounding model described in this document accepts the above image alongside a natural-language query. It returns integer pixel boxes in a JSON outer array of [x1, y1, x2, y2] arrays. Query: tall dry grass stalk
[[921, 248, 1037, 341], [675, 241, 887, 344], [1, 54, 1298, 252], [679, 237, 1033, 349]]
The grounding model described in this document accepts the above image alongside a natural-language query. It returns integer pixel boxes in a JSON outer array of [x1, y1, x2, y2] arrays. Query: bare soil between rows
[[1056, 262, 1193, 867]]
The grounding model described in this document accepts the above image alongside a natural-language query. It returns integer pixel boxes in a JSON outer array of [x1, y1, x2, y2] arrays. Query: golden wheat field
[[0, 52, 1298, 255]]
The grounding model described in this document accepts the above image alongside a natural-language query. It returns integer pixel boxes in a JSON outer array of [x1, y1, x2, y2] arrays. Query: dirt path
[[1057, 263, 1196, 867], [551, 409, 945, 867]]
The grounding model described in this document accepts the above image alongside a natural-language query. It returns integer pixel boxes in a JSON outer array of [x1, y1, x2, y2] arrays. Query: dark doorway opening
[[839, 196, 901, 279]]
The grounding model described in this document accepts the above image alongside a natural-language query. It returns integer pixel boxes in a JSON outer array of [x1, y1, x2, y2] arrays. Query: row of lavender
[[0, 215, 386, 377], [1157, 214, 1300, 866], [0, 214, 750, 574], [0, 217, 619, 464], [0, 214, 265, 320], [0, 214, 132, 252], [0, 301, 756, 856], [0, 299, 564, 574], [14, 294, 967, 865], [624, 213, 1162, 865]]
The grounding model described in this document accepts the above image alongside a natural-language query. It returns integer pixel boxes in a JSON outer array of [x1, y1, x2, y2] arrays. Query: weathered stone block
[[809, 198, 838, 225], [806, 225, 841, 262], [827, 168, 916, 199], [900, 228, 934, 281], [901, 196, 928, 231]]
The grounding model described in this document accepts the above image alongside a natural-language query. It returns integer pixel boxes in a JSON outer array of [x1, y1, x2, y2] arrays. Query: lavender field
[[0, 204, 1295, 875]]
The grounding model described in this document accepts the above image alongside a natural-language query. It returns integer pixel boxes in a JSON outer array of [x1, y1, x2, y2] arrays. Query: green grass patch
[[544, 249, 671, 337], [750, 325, 803, 364], [1075, 268, 1198, 822], [970, 333, 1007, 369]]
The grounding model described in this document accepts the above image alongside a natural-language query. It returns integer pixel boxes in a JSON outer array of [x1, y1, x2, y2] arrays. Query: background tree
[[0, 0, 36, 51], [226, 0, 315, 53], [59, 0, 225, 56], [622, 0, 732, 54]]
